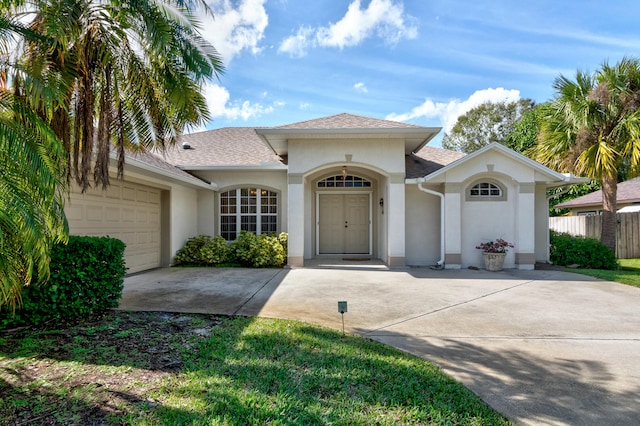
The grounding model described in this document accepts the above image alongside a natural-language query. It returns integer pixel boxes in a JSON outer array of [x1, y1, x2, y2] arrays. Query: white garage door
[[66, 180, 162, 274]]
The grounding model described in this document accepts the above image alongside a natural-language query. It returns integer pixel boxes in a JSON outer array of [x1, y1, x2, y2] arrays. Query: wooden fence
[[549, 212, 640, 259]]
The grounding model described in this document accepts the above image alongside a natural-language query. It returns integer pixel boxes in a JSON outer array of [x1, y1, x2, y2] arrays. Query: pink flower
[[476, 238, 515, 253]]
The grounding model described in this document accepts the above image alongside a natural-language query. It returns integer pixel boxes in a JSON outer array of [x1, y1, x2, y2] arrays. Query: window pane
[[221, 216, 236, 241], [261, 215, 277, 234], [241, 215, 257, 233]]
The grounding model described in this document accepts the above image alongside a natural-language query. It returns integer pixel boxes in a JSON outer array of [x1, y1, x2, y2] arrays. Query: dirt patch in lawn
[[0, 311, 224, 425]]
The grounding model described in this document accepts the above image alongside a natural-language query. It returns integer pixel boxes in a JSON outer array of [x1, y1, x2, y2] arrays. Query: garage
[[66, 180, 163, 274]]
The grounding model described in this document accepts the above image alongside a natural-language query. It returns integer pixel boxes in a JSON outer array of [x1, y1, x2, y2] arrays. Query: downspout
[[417, 178, 445, 268]]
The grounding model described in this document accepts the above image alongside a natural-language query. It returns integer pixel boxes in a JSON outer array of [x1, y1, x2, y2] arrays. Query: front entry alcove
[[313, 172, 375, 257]]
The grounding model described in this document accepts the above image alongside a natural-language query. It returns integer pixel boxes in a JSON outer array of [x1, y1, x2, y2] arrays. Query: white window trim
[[316, 174, 372, 189], [466, 179, 507, 201], [219, 187, 279, 241]]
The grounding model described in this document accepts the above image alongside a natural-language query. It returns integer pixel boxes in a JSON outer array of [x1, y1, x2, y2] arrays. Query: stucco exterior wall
[[535, 185, 550, 262], [431, 150, 543, 269], [169, 186, 199, 261], [461, 177, 518, 268], [286, 138, 407, 265], [287, 138, 406, 175], [405, 184, 441, 266], [197, 190, 216, 236]]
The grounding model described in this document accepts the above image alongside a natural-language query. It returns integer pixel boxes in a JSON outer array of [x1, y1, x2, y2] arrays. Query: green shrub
[[0, 236, 126, 329], [230, 231, 261, 267], [278, 232, 288, 257], [173, 235, 213, 265], [200, 236, 230, 265], [174, 232, 287, 268], [254, 233, 286, 267], [550, 230, 618, 270]]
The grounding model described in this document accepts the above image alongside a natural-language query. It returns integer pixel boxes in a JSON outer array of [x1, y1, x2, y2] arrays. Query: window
[[466, 180, 507, 201], [317, 174, 371, 188], [470, 182, 502, 197], [220, 188, 278, 240]]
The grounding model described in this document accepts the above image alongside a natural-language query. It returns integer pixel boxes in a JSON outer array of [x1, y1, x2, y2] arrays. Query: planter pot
[[483, 252, 506, 271]]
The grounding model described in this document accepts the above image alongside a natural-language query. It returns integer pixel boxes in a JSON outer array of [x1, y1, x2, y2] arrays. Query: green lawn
[[0, 312, 510, 425], [569, 258, 640, 288]]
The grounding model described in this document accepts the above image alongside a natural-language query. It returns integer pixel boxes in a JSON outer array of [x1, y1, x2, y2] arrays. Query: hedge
[[0, 236, 127, 329], [174, 232, 288, 268], [549, 230, 618, 270]]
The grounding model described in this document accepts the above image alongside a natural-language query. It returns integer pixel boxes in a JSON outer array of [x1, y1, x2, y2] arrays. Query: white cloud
[[278, 26, 315, 58], [387, 88, 521, 132], [202, 0, 268, 64], [279, 0, 417, 57], [354, 82, 368, 93], [204, 83, 276, 121], [299, 102, 312, 110]]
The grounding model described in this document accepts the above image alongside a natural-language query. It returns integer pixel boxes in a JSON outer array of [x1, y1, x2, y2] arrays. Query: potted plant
[[476, 238, 514, 271]]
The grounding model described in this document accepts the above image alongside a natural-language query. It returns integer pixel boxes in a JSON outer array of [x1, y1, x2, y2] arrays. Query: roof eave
[[255, 127, 442, 155], [121, 154, 217, 190], [177, 164, 288, 171]]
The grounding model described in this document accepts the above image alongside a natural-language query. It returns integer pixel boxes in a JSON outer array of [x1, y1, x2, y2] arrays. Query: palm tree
[[0, 0, 223, 309], [10, 0, 224, 190], [0, 11, 68, 309], [531, 57, 640, 251]]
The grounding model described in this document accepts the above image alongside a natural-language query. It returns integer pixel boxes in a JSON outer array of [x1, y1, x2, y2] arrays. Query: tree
[[0, 0, 223, 309], [531, 57, 640, 251], [8, 0, 224, 191], [505, 103, 546, 153], [0, 12, 68, 310], [442, 98, 535, 153]]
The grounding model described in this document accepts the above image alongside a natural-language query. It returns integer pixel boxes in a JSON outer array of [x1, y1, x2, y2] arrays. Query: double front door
[[318, 193, 370, 254]]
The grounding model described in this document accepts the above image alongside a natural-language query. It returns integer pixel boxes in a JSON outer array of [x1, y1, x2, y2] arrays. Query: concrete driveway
[[119, 265, 640, 425]]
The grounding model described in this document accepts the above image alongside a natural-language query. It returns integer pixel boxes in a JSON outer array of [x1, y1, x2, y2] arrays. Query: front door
[[318, 193, 370, 254]]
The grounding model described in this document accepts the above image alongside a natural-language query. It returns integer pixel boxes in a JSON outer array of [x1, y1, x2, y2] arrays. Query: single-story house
[[555, 176, 640, 215], [65, 113, 583, 272]]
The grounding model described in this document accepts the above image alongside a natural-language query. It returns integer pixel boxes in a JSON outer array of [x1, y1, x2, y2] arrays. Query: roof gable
[[257, 113, 441, 155], [413, 142, 580, 185]]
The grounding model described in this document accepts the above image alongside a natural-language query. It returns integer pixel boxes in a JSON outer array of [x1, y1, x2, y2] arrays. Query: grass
[[568, 258, 640, 288], [0, 312, 511, 425]]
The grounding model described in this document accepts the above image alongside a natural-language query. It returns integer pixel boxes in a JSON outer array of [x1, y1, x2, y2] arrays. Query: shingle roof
[[154, 127, 284, 168], [275, 113, 424, 130], [556, 176, 640, 207], [142, 115, 454, 178], [406, 146, 466, 178]]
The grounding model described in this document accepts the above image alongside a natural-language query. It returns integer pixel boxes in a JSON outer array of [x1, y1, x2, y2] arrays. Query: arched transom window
[[317, 174, 371, 188], [470, 182, 502, 197], [467, 180, 507, 201], [220, 188, 278, 241]]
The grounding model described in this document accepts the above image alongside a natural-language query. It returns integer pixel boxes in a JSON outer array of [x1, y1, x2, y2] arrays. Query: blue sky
[[196, 0, 640, 145]]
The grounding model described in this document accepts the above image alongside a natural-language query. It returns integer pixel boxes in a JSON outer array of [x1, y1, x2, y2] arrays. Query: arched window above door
[[317, 175, 371, 188]]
